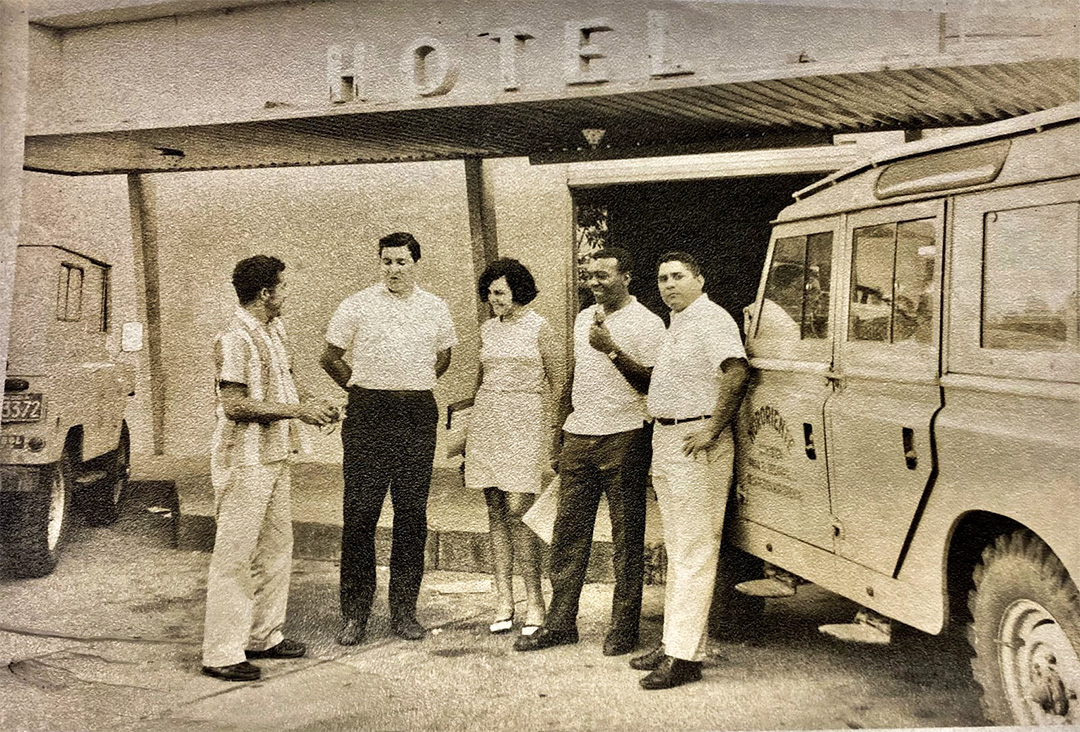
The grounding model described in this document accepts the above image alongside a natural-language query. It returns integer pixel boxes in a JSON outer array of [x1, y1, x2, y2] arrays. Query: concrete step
[[129, 456, 669, 584]]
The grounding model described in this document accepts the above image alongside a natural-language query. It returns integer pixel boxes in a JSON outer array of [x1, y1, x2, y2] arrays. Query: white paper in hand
[[522, 474, 560, 544]]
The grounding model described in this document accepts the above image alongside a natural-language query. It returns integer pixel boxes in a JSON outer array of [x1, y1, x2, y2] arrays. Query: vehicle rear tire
[[708, 542, 766, 639], [80, 425, 129, 527], [4, 456, 73, 578], [968, 528, 1080, 726]]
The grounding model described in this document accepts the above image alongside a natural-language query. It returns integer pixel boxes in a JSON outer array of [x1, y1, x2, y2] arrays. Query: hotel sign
[[327, 11, 697, 102], [316, 1, 937, 108]]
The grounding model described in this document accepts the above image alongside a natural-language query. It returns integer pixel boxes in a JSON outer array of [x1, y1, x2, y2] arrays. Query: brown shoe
[[639, 656, 702, 690], [513, 626, 579, 652], [629, 644, 666, 670], [246, 638, 306, 659], [201, 661, 261, 682]]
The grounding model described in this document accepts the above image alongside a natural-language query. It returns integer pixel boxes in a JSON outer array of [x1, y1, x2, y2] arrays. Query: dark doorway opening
[[573, 174, 821, 329]]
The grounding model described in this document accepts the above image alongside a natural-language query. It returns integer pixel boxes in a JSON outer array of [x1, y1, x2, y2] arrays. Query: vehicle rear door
[[823, 200, 944, 575]]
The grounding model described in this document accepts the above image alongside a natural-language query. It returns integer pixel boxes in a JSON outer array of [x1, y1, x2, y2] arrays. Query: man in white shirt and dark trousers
[[514, 247, 665, 657], [320, 232, 457, 646], [631, 250, 750, 690]]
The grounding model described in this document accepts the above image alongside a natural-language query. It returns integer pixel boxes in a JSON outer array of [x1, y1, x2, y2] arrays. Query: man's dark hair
[[657, 250, 702, 277], [232, 255, 285, 305], [379, 232, 421, 262], [478, 257, 539, 305], [590, 247, 635, 275]]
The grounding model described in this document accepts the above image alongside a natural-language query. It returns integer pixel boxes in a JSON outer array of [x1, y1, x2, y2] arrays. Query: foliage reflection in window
[[982, 203, 1079, 352]]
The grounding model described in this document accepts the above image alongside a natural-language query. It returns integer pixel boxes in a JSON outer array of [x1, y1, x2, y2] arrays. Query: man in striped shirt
[[201, 255, 336, 683]]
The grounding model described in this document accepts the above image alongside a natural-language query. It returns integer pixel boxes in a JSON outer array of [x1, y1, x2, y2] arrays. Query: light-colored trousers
[[650, 422, 734, 662], [202, 460, 293, 668]]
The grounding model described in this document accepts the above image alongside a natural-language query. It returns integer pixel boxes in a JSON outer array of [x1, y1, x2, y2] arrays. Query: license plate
[[2, 393, 45, 423]]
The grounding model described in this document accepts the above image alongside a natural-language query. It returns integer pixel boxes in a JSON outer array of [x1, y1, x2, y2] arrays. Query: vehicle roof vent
[[874, 139, 1011, 200]]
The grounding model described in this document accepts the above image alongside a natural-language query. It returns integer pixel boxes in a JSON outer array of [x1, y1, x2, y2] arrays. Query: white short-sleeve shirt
[[562, 297, 666, 436], [648, 294, 746, 419], [325, 284, 457, 391]]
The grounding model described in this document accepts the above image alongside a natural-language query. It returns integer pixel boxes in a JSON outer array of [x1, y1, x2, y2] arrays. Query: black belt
[[655, 415, 712, 426]]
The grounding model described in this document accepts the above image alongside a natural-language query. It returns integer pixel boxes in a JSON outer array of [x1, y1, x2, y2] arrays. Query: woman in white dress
[[465, 258, 561, 638]]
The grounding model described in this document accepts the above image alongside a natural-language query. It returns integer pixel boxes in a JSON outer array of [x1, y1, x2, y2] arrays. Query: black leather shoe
[[629, 644, 666, 670], [246, 638, 306, 659], [602, 631, 638, 657], [391, 615, 426, 641], [513, 626, 579, 652], [639, 656, 702, 690], [337, 619, 367, 646], [201, 661, 261, 682]]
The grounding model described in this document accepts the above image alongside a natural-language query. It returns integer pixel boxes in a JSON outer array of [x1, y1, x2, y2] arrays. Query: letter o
[[402, 37, 459, 97]]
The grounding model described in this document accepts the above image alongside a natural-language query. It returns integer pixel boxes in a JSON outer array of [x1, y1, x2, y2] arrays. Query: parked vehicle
[[1, 244, 136, 578], [732, 103, 1079, 725]]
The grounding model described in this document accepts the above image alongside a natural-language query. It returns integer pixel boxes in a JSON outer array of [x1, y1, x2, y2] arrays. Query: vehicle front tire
[[4, 456, 73, 578], [81, 425, 130, 527], [968, 528, 1080, 726]]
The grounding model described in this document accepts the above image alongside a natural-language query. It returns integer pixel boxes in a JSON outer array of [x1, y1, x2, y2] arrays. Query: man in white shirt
[[202, 255, 337, 682], [515, 248, 665, 657], [320, 232, 457, 646], [631, 251, 750, 690]]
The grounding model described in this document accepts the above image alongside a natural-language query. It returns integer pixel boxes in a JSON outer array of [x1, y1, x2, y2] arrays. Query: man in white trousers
[[632, 250, 750, 690], [201, 255, 336, 682]]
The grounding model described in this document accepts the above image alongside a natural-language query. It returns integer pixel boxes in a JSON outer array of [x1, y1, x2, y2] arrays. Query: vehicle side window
[[849, 218, 937, 344], [982, 202, 1079, 352], [57, 263, 83, 322], [757, 232, 832, 341]]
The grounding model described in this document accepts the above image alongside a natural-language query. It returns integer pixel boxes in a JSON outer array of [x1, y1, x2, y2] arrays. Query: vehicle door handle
[[803, 423, 817, 460], [902, 427, 917, 470], [826, 373, 843, 392]]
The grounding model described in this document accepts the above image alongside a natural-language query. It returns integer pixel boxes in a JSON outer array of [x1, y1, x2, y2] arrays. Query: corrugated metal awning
[[24, 54, 1078, 175]]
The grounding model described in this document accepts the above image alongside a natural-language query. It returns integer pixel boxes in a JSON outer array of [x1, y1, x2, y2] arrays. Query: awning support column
[[464, 157, 499, 324], [127, 174, 166, 454]]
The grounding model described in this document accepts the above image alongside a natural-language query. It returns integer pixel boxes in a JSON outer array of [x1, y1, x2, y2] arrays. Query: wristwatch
[[607, 350, 619, 362]]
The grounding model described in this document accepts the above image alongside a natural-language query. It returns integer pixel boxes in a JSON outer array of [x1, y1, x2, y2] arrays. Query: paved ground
[[0, 497, 990, 732]]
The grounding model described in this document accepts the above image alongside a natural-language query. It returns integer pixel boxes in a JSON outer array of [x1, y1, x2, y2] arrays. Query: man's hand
[[682, 428, 718, 458], [588, 310, 617, 354], [296, 400, 338, 427]]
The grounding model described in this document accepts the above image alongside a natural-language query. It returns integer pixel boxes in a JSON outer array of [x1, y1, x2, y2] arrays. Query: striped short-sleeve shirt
[[211, 306, 300, 468]]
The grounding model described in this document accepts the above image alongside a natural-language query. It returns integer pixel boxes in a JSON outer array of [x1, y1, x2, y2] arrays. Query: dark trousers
[[546, 425, 652, 639], [339, 387, 438, 622]]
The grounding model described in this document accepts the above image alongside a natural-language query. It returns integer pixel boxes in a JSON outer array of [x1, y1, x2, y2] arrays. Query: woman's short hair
[[478, 257, 538, 305], [232, 255, 285, 305]]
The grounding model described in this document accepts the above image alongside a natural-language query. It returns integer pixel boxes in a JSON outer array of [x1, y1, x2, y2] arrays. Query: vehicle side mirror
[[121, 322, 144, 352]]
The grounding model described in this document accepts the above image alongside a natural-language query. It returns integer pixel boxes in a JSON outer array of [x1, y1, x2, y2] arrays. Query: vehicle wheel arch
[[944, 510, 1026, 630]]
